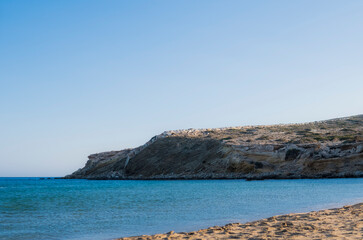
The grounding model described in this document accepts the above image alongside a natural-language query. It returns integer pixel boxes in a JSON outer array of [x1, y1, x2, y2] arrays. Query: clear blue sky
[[1, 0, 363, 177]]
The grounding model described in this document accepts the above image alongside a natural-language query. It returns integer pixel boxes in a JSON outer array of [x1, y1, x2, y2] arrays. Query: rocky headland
[[64, 115, 363, 180]]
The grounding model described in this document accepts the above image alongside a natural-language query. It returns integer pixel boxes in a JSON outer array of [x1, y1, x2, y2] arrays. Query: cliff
[[64, 115, 363, 180]]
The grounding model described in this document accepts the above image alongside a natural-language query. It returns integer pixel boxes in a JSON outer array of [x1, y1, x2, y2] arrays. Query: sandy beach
[[119, 202, 363, 240]]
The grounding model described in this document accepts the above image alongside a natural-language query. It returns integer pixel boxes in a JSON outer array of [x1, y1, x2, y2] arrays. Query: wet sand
[[119, 202, 363, 239]]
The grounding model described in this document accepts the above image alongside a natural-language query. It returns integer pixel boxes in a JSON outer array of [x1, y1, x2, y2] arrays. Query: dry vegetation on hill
[[165, 115, 363, 144]]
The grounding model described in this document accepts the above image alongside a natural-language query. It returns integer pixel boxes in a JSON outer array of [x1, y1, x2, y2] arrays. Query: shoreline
[[61, 175, 363, 180], [119, 202, 363, 240]]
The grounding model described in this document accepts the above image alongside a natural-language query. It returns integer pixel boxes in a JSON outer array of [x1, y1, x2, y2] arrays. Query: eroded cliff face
[[64, 115, 363, 180]]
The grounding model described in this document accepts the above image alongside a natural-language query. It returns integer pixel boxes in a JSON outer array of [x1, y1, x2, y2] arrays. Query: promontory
[[64, 115, 363, 180]]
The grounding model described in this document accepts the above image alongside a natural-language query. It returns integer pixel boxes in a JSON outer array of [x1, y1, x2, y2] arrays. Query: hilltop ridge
[[64, 115, 363, 180]]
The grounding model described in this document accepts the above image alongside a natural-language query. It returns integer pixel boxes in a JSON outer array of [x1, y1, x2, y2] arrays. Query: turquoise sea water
[[1, 178, 363, 240]]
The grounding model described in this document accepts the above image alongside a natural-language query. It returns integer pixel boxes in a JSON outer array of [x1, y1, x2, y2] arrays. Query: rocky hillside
[[64, 115, 363, 180]]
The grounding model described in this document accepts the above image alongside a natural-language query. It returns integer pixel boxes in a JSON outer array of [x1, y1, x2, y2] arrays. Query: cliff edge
[[64, 115, 363, 180]]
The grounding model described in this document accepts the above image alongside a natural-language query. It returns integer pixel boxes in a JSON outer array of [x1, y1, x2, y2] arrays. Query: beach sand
[[119, 202, 363, 239]]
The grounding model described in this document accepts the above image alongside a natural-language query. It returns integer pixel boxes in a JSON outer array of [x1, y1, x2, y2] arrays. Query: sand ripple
[[119, 203, 363, 239]]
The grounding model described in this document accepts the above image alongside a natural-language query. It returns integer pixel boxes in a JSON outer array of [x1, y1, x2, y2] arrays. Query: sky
[[1, 0, 363, 177]]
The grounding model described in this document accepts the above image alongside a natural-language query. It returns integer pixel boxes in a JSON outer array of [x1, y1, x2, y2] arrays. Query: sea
[[1, 178, 363, 240]]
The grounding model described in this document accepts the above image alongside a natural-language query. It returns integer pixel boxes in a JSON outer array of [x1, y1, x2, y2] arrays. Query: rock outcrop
[[64, 115, 363, 180]]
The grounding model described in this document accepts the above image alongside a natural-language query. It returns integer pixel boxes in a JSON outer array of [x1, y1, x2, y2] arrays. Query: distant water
[[1, 178, 363, 240]]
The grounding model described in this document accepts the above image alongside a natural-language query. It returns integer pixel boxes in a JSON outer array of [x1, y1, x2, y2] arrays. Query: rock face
[[64, 115, 363, 180]]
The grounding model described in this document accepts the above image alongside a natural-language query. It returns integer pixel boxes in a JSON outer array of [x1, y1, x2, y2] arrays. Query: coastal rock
[[64, 114, 363, 180]]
